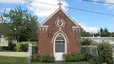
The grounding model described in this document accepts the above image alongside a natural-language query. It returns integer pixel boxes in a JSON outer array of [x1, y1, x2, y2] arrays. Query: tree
[[80, 30, 93, 37], [99, 28, 104, 37], [81, 38, 93, 45], [111, 32, 114, 37], [104, 28, 110, 37], [99, 28, 110, 37], [93, 32, 100, 37], [4, 6, 38, 42], [0, 23, 10, 36], [97, 42, 113, 64]]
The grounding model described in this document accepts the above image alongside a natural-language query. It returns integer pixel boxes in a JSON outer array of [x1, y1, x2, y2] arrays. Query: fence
[[0, 52, 29, 57], [0, 44, 33, 64], [81, 45, 98, 56]]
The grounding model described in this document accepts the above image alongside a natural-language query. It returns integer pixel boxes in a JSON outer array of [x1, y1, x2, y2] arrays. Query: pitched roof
[[41, 7, 81, 27]]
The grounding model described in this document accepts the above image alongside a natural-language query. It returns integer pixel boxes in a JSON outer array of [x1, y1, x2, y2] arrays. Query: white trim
[[55, 18, 65, 28], [41, 8, 60, 25], [39, 25, 48, 32], [42, 28, 44, 31], [45, 28, 48, 32], [51, 31, 69, 43], [39, 25, 48, 28], [39, 28, 41, 31], [72, 26, 81, 33], [52, 31, 68, 61], [53, 32, 67, 61], [41, 8, 80, 27], [72, 26, 81, 29], [54, 33, 67, 53]]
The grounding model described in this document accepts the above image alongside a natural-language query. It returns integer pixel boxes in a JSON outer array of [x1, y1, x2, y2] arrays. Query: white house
[[81, 37, 114, 44], [0, 35, 8, 46], [81, 37, 114, 51]]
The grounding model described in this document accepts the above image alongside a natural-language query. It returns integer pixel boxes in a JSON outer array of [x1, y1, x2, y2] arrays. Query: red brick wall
[[38, 9, 80, 54]]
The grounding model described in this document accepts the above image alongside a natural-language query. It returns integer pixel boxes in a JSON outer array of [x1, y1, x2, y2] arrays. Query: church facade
[[38, 7, 81, 61]]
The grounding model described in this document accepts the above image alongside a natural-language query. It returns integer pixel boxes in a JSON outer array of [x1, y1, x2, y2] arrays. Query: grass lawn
[[0, 56, 88, 64], [0, 56, 28, 64], [32, 62, 88, 64]]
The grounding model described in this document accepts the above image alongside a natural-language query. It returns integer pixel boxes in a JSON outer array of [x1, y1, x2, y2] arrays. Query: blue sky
[[0, 0, 114, 33]]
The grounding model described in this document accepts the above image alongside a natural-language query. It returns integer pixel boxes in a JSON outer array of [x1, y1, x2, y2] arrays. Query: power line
[[82, 0, 114, 5], [24, 0, 57, 6], [24, 0, 114, 17], [65, 6, 114, 16]]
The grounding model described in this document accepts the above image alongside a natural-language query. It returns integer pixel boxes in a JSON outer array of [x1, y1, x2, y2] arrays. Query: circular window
[[56, 19, 64, 27]]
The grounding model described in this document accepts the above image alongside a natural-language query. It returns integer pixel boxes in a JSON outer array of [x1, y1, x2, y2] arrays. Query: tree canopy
[[81, 28, 114, 37], [3, 6, 38, 42], [80, 29, 93, 37]]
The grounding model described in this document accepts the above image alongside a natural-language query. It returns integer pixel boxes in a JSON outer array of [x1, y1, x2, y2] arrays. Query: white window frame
[[54, 33, 67, 53]]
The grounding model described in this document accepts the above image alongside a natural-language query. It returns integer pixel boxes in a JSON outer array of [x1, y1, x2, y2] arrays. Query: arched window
[[55, 34, 65, 52]]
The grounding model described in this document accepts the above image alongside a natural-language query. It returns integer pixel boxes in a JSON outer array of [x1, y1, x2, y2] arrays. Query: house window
[[55, 34, 65, 52]]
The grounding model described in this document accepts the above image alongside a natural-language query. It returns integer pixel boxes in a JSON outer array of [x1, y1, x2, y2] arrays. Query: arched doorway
[[54, 33, 67, 61]]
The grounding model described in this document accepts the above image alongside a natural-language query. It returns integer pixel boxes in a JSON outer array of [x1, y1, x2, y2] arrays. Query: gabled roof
[[41, 7, 81, 27]]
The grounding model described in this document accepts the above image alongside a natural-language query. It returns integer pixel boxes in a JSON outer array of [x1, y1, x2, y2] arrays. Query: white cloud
[[3, 8, 11, 12], [92, 0, 114, 9], [105, 0, 114, 3], [28, 0, 68, 18], [0, 8, 11, 15], [105, 0, 114, 9], [0, 0, 25, 4], [79, 23, 99, 33]]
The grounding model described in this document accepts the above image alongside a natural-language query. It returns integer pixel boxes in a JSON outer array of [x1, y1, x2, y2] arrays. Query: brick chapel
[[38, 2, 81, 61]]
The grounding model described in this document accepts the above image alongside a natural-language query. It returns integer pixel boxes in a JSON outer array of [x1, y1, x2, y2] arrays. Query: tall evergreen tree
[[104, 28, 110, 37], [100, 28, 104, 37], [99, 28, 110, 37]]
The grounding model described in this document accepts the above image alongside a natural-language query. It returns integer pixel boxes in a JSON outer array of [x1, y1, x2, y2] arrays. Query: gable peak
[[41, 6, 80, 27]]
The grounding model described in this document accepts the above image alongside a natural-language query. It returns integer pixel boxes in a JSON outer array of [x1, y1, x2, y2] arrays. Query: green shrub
[[97, 42, 113, 64], [31, 54, 55, 62], [15, 41, 37, 52], [32, 45, 38, 54], [8, 41, 16, 51], [63, 53, 85, 62], [2, 46, 8, 51], [81, 46, 98, 61], [0, 46, 2, 51], [83, 53, 92, 61], [31, 54, 41, 62], [41, 54, 55, 62], [89, 56, 102, 64]]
